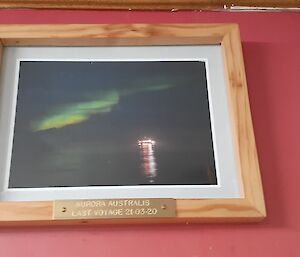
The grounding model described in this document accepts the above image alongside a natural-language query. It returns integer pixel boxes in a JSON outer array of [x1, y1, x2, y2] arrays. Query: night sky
[[9, 61, 217, 188]]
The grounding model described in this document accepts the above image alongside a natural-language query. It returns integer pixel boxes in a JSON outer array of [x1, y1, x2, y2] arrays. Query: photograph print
[[9, 60, 217, 188]]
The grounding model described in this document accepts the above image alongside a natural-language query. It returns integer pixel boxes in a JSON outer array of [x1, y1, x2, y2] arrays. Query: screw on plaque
[[62, 207, 67, 213], [161, 204, 167, 210]]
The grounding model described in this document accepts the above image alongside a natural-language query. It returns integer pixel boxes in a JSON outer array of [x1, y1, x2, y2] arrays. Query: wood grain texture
[[0, 24, 229, 46], [0, 202, 52, 221], [220, 25, 266, 216], [0, 0, 298, 10], [0, 24, 266, 225]]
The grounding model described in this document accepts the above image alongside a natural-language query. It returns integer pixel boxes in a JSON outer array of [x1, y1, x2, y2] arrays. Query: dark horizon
[[9, 60, 217, 188]]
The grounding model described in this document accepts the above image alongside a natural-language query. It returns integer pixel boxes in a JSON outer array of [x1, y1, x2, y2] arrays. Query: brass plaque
[[53, 198, 176, 220]]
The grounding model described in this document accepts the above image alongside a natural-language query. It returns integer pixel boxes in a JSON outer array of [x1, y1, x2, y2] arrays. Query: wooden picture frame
[[0, 24, 265, 225]]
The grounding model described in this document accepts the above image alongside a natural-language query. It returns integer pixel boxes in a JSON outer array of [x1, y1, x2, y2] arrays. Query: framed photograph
[[0, 24, 265, 225]]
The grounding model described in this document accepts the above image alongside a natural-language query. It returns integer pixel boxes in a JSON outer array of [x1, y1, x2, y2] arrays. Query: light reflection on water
[[139, 143, 157, 183]]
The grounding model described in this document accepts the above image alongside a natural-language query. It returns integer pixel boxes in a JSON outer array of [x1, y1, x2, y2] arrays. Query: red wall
[[0, 10, 299, 257]]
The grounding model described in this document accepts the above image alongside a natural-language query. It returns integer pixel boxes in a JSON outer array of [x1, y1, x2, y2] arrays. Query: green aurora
[[32, 82, 175, 131]]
